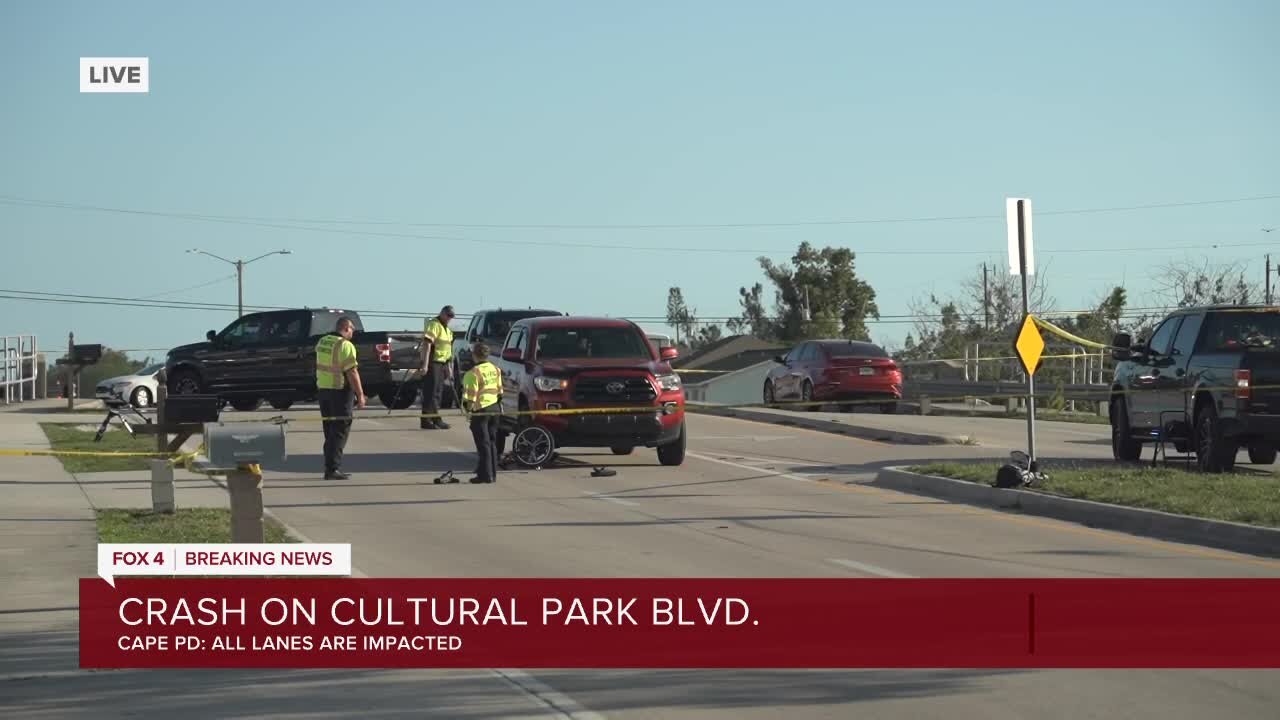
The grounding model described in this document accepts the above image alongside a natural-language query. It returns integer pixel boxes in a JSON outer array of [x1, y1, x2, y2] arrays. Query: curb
[[688, 405, 969, 446], [873, 467, 1280, 559]]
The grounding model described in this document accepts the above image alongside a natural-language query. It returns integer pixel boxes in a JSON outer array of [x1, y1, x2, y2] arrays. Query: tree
[[50, 349, 146, 398], [727, 243, 879, 342], [727, 283, 773, 338], [666, 287, 724, 352], [760, 243, 880, 341], [1152, 257, 1258, 309], [666, 287, 696, 347]]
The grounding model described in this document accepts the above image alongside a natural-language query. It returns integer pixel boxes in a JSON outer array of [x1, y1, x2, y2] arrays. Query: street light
[[187, 248, 292, 317]]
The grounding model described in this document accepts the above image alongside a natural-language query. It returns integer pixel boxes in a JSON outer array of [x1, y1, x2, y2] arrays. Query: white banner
[[97, 543, 351, 586]]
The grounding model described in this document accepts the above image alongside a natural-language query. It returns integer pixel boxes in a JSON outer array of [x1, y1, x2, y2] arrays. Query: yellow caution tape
[[0, 448, 176, 458], [1030, 316, 1112, 351]]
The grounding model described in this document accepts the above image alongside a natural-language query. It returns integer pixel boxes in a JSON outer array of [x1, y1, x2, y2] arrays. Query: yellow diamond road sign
[[1014, 315, 1045, 376]]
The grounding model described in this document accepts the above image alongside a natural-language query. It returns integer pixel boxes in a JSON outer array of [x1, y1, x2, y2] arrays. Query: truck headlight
[[657, 374, 681, 392], [534, 376, 569, 392]]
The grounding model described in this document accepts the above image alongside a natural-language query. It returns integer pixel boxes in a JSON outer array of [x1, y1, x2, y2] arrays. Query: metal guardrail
[[905, 379, 1111, 403], [1, 334, 40, 404]]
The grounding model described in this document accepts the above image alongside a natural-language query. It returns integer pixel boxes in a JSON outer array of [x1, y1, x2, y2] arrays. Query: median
[[877, 462, 1280, 558]]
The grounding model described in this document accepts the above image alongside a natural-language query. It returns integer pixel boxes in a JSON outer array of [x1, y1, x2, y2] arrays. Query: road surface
[[4, 405, 1278, 719]]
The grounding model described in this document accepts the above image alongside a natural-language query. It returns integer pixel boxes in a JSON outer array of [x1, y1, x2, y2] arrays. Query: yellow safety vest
[[315, 335, 357, 390], [424, 318, 454, 363], [462, 361, 502, 412]]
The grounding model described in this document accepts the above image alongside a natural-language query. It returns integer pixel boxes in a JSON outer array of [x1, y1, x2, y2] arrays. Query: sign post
[[1008, 198, 1042, 470]]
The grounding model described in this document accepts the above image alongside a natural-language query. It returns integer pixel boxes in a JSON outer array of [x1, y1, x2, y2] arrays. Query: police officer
[[420, 305, 456, 430], [461, 342, 502, 484], [315, 316, 365, 479]]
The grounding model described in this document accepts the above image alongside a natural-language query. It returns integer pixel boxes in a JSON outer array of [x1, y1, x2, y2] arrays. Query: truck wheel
[[657, 423, 686, 466], [230, 398, 262, 412], [1195, 403, 1236, 473], [380, 388, 417, 410], [269, 397, 294, 411], [1248, 443, 1277, 465], [1110, 398, 1143, 462], [611, 446, 634, 456], [168, 369, 203, 396]]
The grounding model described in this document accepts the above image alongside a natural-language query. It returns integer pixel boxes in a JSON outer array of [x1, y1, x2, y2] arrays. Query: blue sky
[[2, 0, 1278, 361]]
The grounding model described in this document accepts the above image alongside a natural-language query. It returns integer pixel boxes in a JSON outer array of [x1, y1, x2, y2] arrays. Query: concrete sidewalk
[[0, 415, 94, 622]]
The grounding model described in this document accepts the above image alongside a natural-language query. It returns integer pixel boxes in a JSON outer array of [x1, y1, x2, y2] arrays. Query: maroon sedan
[[764, 339, 903, 414]]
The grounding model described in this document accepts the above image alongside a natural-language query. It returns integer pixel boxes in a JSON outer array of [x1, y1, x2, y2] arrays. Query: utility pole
[[187, 249, 292, 317], [1268, 254, 1272, 306], [983, 262, 991, 331]]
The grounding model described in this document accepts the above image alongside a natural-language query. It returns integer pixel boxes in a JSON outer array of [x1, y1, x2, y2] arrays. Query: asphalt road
[[6, 403, 1278, 719], [243, 407, 1279, 718]]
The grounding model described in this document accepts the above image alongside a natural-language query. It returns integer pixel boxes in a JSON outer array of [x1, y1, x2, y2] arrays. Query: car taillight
[[376, 343, 391, 363], [1236, 369, 1252, 399]]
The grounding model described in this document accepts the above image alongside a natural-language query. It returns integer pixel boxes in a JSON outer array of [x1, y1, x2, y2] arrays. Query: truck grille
[[573, 376, 656, 404]]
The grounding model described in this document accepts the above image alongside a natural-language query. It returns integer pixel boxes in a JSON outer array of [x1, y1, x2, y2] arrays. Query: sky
[[2, 0, 1278, 362]]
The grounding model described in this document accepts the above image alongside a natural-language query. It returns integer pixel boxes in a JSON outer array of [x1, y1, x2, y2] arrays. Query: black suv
[[1110, 304, 1280, 472]]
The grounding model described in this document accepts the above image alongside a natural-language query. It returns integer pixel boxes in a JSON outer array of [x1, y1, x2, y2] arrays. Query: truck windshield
[[1202, 311, 1280, 350], [535, 327, 651, 360], [484, 312, 553, 341]]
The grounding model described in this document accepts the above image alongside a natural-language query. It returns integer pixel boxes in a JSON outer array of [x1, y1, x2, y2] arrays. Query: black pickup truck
[[164, 308, 428, 411], [1109, 304, 1280, 472]]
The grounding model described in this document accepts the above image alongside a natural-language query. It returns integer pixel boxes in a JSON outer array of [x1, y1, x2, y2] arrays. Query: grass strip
[[39, 422, 160, 473], [97, 508, 296, 544], [908, 462, 1280, 528]]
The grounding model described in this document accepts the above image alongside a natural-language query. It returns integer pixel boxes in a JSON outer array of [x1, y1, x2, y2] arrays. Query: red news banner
[[80, 578, 1280, 669]]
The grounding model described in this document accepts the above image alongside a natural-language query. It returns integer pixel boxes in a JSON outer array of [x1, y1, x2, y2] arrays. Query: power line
[[0, 287, 1180, 326], [138, 274, 236, 300], [2, 194, 1279, 256], [3, 192, 1277, 230]]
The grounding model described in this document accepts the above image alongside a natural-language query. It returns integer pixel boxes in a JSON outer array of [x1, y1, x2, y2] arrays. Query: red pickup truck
[[494, 316, 686, 467]]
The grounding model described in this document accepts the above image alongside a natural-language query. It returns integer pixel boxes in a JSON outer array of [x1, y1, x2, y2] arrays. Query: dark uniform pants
[[470, 401, 500, 482], [319, 388, 354, 473], [421, 360, 448, 427]]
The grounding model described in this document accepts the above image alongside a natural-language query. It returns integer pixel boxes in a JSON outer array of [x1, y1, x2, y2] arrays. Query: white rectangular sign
[[80, 57, 149, 93], [1006, 197, 1034, 275], [97, 543, 351, 586]]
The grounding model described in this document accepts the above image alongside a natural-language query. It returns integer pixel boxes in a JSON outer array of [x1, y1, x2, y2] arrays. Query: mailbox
[[71, 344, 103, 365], [203, 421, 287, 468]]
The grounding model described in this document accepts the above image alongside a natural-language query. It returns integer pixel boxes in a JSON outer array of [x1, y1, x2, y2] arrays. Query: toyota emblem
[[606, 381, 625, 394]]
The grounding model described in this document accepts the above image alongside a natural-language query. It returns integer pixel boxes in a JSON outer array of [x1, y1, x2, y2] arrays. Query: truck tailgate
[[1242, 350, 1280, 413]]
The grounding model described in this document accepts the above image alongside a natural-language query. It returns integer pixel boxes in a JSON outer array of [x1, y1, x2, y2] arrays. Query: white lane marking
[[828, 558, 915, 578], [583, 491, 639, 507], [258, 448, 600, 720], [687, 450, 820, 485], [490, 669, 607, 720], [694, 435, 791, 441]]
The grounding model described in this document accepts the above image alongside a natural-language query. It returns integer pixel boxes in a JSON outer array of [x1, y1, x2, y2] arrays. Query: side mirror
[[1112, 333, 1131, 349], [660, 346, 679, 361], [774, 355, 787, 364], [501, 348, 523, 363], [206, 330, 217, 343]]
